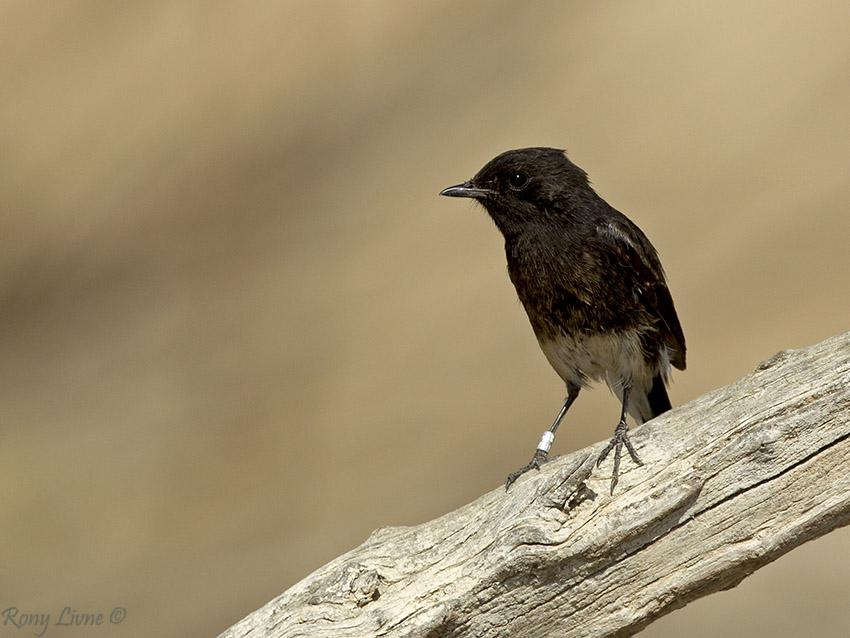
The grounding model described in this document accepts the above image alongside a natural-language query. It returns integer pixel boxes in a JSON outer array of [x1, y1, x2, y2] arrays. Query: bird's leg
[[596, 383, 643, 494], [505, 384, 580, 490]]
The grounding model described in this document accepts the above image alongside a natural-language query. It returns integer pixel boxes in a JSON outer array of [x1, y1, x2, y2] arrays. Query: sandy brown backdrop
[[2, 2, 849, 637]]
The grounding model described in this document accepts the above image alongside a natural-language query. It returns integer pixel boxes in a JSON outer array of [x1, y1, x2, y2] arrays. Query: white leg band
[[537, 431, 555, 453]]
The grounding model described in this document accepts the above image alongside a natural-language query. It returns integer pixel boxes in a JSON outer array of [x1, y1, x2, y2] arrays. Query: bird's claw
[[505, 449, 549, 491], [596, 418, 642, 494]]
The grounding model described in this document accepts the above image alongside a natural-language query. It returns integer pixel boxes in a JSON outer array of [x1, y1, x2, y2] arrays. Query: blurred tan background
[[1, 1, 849, 637]]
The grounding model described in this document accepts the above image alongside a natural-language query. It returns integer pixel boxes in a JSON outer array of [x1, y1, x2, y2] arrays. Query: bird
[[440, 147, 686, 494]]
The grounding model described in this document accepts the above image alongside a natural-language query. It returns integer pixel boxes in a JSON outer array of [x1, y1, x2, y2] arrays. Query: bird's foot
[[596, 418, 642, 495], [505, 449, 549, 491]]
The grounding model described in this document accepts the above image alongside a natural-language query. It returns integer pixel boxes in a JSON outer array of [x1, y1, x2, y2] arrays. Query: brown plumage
[[441, 147, 685, 493]]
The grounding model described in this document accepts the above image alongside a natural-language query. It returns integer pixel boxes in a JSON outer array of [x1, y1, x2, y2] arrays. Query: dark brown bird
[[440, 147, 686, 493]]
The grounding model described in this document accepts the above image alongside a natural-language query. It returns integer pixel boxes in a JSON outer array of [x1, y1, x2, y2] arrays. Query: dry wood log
[[220, 331, 850, 638]]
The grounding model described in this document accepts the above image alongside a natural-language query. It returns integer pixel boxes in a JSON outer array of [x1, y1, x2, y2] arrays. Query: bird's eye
[[507, 171, 528, 190]]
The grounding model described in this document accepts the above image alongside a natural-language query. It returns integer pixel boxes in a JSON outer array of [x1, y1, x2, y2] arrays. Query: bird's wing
[[597, 217, 687, 370]]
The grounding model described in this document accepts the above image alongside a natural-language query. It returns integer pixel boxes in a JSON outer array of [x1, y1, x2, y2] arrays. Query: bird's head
[[440, 147, 591, 235]]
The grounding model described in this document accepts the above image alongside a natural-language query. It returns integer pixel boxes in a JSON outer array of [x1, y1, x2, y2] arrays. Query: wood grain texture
[[220, 331, 850, 638]]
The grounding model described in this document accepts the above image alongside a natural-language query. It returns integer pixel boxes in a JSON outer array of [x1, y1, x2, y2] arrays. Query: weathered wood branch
[[220, 331, 850, 638]]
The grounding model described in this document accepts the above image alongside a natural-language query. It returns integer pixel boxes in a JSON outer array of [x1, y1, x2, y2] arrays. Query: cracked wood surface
[[219, 331, 850, 638]]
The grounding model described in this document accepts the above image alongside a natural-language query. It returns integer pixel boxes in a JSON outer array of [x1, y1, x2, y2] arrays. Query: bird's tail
[[647, 374, 672, 419]]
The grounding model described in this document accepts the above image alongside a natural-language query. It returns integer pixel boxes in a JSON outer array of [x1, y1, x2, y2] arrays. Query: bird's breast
[[506, 249, 592, 340]]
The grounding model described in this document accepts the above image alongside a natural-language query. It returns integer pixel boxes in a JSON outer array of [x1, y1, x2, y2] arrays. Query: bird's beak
[[439, 181, 492, 199]]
